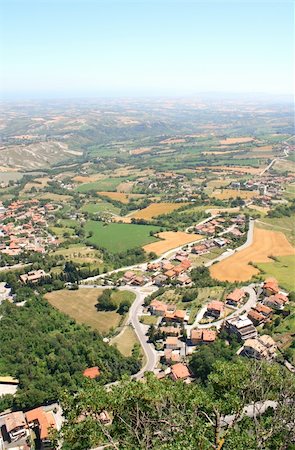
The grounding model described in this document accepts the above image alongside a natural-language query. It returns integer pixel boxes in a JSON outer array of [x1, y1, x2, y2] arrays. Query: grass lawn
[[189, 247, 224, 267], [76, 177, 127, 193], [81, 202, 120, 215], [49, 226, 77, 238], [45, 288, 135, 334], [139, 315, 159, 325], [111, 325, 139, 356], [53, 244, 103, 266], [256, 255, 295, 292], [85, 221, 160, 253]]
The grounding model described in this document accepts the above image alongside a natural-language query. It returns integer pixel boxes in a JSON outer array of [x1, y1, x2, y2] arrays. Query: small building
[[159, 326, 181, 337], [213, 237, 227, 248], [264, 293, 288, 310], [240, 335, 277, 361], [263, 278, 279, 296], [170, 363, 191, 381], [225, 315, 258, 341], [177, 273, 191, 285], [247, 309, 267, 327], [226, 288, 245, 307], [132, 275, 145, 286], [190, 329, 216, 345], [83, 366, 100, 379], [147, 262, 161, 272], [164, 349, 181, 364], [1, 411, 27, 443], [123, 271, 136, 283], [0, 282, 11, 302], [19, 269, 47, 284], [207, 300, 224, 319], [25, 407, 57, 449], [165, 336, 181, 350], [254, 303, 273, 318], [150, 300, 168, 316], [153, 274, 168, 287]]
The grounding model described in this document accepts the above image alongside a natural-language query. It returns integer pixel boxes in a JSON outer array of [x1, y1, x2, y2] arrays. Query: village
[[0, 199, 59, 259]]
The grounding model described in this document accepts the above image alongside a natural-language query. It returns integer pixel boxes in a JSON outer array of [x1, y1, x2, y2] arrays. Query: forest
[[59, 359, 295, 450], [0, 296, 140, 411]]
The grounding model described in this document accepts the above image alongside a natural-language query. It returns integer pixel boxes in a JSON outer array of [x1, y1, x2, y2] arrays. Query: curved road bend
[[85, 285, 159, 379], [186, 285, 257, 335]]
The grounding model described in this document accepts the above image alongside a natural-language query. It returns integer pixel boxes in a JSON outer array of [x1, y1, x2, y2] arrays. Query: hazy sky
[[0, 0, 293, 98]]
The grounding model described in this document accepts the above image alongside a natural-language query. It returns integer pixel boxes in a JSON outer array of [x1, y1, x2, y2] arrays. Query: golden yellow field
[[129, 202, 187, 220], [211, 189, 258, 200], [210, 227, 295, 282], [143, 231, 202, 255], [98, 191, 145, 203], [219, 137, 254, 145]]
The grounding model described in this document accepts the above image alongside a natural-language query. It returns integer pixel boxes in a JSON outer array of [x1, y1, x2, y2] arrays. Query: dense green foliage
[[0, 297, 140, 410], [60, 360, 295, 450]]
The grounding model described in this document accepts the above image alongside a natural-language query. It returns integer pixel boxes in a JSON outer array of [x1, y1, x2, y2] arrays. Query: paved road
[[81, 284, 159, 378], [204, 218, 255, 268], [221, 400, 277, 427], [186, 285, 257, 334], [259, 145, 289, 176]]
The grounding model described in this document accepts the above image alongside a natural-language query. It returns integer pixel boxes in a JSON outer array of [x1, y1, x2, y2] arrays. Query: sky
[[0, 0, 294, 98]]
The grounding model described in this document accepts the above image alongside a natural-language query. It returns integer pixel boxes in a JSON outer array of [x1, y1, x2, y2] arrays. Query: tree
[[59, 361, 295, 450], [117, 299, 131, 315], [96, 290, 117, 311]]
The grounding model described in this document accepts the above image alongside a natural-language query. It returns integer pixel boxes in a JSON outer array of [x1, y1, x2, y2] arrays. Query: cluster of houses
[[0, 199, 58, 257], [143, 278, 289, 382], [194, 214, 246, 239], [121, 254, 193, 288], [230, 173, 295, 206], [147, 254, 192, 286], [0, 403, 60, 450]]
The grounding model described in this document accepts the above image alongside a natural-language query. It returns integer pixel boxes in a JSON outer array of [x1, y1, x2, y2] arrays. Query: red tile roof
[[83, 366, 101, 379]]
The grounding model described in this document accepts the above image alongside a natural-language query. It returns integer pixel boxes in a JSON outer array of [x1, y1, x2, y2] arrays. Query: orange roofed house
[[190, 329, 217, 345], [25, 407, 57, 449], [170, 363, 191, 381], [19, 269, 48, 284], [207, 300, 224, 319], [226, 288, 245, 307], [263, 278, 279, 297], [83, 366, 101, 379], [264, 293, 288, 310]]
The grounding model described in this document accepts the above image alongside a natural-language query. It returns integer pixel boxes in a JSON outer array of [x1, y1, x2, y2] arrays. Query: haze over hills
[[0, 96, 293, 170]]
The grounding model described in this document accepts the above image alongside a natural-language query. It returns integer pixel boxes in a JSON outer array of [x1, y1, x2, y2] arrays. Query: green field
[[257, 255, 295, 292], [76, 177, 127, 193], [81, 202, 120, 215], [85, 221, 160, 253]]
